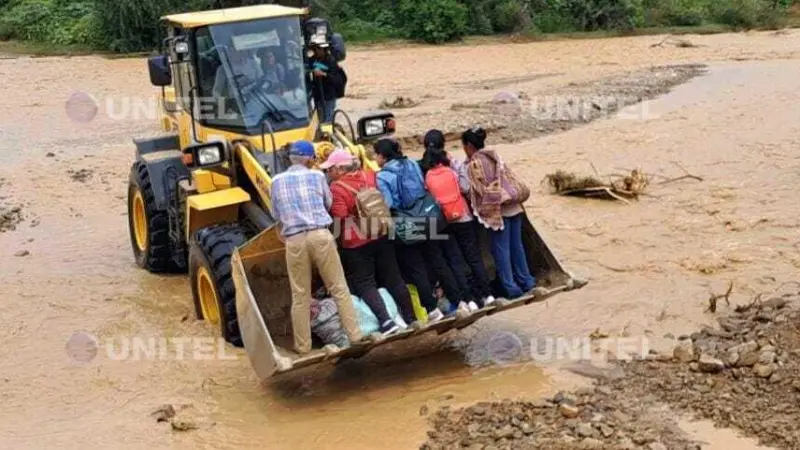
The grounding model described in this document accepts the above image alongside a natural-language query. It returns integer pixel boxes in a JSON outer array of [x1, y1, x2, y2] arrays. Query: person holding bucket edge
[[461, 127, 541, 300], [372, 138, 471, 322]]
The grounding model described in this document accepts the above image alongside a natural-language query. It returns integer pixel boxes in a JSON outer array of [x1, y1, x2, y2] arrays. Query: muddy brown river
[[1, 30, 799, 449]]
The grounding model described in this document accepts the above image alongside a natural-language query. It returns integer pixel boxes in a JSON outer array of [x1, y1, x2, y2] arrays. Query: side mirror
[[148, 54, 172, 87], [356, 112, 395, 142], [182, 141, 228, 169]]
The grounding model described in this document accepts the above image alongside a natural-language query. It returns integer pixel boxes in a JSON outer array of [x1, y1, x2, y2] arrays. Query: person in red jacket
[[321, 149, 416, 336]]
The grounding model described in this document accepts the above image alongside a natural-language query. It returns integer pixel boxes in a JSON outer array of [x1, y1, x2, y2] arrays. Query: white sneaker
[[427, 308, 444, 324], [455, 302, 473, 319], [467, 301, 480, 312], [380, 320, 400, 337], [483, 296, 496, 306], [394, 315, 409, 330]]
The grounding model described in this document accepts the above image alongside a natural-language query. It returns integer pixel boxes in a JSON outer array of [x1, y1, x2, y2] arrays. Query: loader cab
[[148, 10, 317, 145], [191, 17, 312, 134]]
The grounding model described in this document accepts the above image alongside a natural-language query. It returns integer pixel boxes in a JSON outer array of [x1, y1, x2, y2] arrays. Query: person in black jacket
[[308, 37, 346, 124]]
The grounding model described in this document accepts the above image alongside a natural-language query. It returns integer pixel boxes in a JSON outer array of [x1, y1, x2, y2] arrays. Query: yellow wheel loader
[[126, 4, 588, 380]]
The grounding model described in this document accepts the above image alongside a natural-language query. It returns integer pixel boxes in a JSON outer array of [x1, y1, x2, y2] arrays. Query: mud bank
[[422, 289, 800, 449], [395, 64, 708, 151]]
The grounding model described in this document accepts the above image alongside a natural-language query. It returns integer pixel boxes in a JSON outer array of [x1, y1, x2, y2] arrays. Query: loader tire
[[128, 161, 175, 273], [189, 224, 247, 348]]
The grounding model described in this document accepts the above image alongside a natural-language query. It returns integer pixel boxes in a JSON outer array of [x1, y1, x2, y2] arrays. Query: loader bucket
[[232, 208, 587, 380]]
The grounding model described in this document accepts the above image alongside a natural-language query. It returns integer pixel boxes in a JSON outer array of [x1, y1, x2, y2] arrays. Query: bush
[[647, 0, 709, 26], [465, 1, 495, 34], [708, 0, 772, 29], [0, 0, 98, 44], [491, 0, 531, 32], [0, 0, 55, 42], [530, 8, 578, 32], [563, 0, 644, 31], [0, 0, 796, 52], [336, 18, 401, 42], [398, 0, 468, 43]]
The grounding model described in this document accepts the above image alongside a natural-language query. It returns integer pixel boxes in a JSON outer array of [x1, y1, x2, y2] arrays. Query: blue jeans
[[490, 213, 536, 299], [321, 98, 336, 123]]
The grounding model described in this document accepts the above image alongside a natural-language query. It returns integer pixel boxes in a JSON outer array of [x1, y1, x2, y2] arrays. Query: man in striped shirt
[[270, 140, 362, 354]]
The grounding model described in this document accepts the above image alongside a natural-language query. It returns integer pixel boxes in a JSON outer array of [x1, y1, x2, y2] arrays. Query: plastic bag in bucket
[[352, 295, 380, 336]]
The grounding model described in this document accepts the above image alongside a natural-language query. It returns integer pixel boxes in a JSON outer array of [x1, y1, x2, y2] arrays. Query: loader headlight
[[198, 146, 221, 166], [183, 141, 228, 169], [364, 119, 384, 137], [357, 112, 395, 142]]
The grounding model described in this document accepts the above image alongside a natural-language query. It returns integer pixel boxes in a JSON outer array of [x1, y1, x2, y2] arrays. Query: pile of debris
[[380, 96, 420, 109], [543, 169, 650, 204], [421, 290, 800, 449], [542, 163, 702, 204]]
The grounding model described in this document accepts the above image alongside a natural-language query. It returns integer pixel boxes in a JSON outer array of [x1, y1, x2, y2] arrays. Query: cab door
[[168, 26, 199, 149]]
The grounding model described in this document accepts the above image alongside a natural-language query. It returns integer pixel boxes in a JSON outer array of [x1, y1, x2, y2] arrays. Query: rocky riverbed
[[422, 291, 800, 449], [395, 64, 708, 151]]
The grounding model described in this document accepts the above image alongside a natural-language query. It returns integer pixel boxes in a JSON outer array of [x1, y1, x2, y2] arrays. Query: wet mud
[[2, 30, 800, 450]]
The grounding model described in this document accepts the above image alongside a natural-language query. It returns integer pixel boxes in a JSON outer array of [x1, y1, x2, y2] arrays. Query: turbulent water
[[1, 31, 799, 449]]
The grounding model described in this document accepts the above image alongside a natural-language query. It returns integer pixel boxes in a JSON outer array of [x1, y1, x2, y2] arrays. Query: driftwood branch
[[605, 188, 633, 205], [658, 162, 704, 185], [651, 35, 673, 47], [735, 293, 763, 314], [657, 174, 704, 185], [707, 281, 734, 313], [651, 35, 702, 48]]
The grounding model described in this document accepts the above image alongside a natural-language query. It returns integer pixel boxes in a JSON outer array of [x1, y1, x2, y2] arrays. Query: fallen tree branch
[[735, 293, 763, 314], [651, 35, 673, 48], [659, 162, 704, 185], [707, 281, 734, 313], [543, 169, 648, 204], [657, 174, 704, 185]]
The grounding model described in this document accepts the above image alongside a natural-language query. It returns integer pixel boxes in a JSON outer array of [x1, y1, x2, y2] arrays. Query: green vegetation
[[0, 0, 796, 54]]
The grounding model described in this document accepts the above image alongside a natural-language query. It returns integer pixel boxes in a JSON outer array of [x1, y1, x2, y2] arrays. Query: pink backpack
[[425, 166, 469, 222]]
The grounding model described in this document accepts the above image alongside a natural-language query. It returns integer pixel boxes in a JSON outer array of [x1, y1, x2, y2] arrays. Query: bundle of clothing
[[310, 288, 407, 348]]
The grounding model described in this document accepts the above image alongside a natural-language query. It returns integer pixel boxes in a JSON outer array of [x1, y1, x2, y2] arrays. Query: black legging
[[394, 238, 471, 313]]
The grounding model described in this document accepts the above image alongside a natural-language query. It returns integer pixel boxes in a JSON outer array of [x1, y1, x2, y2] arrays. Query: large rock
[[761, 297, 787, 310], [730, 341, 758, 355], [725, 350, 740, 366], [753, 363, 775, 378], [493, 425, 515, 440], [560, 404, 581, 418], [576, 423, 596, 438], [698, 355, 726, 373], [610, 410, 632, 423], [693, 339, 719, 355], [737, 351, 760, 367], [580, 438, 604, 449], [673, 341, 695, 363], [758, 351, 776, 365]]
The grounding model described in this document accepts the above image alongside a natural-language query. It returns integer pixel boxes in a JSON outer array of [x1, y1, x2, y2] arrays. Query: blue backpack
[[384, 159, 445, 243]]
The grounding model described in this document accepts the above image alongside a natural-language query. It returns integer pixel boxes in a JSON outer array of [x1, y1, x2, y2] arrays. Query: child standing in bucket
[[461, 127, 537, 300]]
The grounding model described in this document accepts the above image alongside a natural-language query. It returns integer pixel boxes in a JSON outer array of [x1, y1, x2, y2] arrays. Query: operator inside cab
[[212, 46, 263, 99]]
